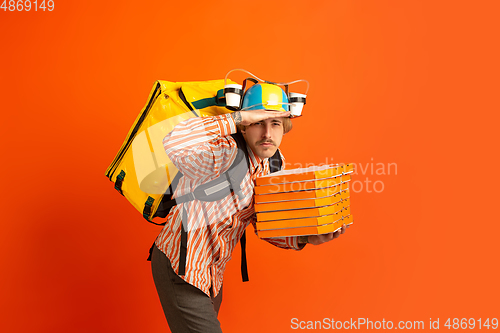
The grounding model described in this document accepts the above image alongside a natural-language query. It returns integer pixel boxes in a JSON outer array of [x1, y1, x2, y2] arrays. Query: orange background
[[1, 1, 499, 332]]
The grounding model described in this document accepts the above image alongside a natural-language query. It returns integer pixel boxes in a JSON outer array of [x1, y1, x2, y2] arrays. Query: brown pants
[[151, 245, 223, 333]]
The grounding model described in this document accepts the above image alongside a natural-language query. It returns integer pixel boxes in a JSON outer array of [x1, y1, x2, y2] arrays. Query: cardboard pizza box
[[254, 182, 349, 204], [255, 163, 354, 186], [256, 206, 351, 230], [256, 198, 350, 222], [255, 189, 350, 213], [256, 214, 353, 238], [255, 174, 351, 195], [253, 163, 354, 238]]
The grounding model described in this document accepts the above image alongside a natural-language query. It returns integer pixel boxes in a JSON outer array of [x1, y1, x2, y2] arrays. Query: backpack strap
[[238, 134, 282, 282], [231, 133, 252, 282]]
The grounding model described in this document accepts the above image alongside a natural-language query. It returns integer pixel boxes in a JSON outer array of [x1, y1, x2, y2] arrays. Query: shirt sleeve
[[162, 113, 238, 181]]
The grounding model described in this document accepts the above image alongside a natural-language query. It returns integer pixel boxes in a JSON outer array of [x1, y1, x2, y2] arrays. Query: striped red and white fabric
[[155, 113, 303, 298]]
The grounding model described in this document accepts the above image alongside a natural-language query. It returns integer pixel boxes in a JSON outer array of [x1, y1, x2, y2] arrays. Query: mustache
[[256, 139, 276, 146]]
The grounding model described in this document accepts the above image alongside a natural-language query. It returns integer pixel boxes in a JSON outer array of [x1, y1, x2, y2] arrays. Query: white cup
[[224, 84, 243, 109], [288, 92, 307, 116]]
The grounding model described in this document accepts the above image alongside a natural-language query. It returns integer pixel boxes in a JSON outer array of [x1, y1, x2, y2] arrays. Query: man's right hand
[[231, 110, 291, 126]]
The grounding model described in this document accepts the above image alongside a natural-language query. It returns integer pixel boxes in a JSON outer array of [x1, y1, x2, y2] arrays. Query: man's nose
[[262, 123, 272, 138]]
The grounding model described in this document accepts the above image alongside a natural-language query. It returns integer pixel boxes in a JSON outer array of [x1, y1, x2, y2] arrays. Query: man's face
[[241, 117, 284, 159]]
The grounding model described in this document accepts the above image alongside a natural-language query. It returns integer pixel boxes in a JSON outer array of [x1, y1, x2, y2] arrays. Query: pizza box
[[255, 174, 351, 195], [256, 206, 351, 230], [256, 214, 353, 238], [254, 182, 349, 204], [256, 198, 350, 222], [255, 189, 350, 213], [255, 163, 354, 186]]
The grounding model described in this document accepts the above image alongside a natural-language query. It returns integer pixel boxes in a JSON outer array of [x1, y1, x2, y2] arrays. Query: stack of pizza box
[[254, 164, 353, 238]]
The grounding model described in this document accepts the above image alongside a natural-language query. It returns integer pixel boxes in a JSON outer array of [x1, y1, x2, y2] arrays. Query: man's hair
[[236, 117, 293, 134]]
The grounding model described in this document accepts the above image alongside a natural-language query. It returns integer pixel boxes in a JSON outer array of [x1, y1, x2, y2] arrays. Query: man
[[151, 83, 347, 332]]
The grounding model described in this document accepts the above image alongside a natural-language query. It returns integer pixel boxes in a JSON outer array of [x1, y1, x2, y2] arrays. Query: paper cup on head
[[289, 92, 307, 116], [224, 84, 243, 109]]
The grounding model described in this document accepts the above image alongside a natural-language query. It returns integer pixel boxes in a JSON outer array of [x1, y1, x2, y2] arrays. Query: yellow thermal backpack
[[104, 79, 237, 224]]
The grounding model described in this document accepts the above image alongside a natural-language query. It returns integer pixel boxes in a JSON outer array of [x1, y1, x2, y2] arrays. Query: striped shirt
[[155, 113, 303, 298]]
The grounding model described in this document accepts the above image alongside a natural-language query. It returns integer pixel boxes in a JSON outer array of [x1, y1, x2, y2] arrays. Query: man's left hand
[[307, 224, 347, 245]]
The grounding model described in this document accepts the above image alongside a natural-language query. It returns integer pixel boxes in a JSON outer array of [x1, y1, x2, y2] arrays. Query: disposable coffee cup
[[289, 92, 307, 116], [224, 84, 243, 110]]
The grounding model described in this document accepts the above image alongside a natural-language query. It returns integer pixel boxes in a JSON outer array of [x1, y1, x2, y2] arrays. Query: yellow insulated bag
[[105, 79, 236, 224]]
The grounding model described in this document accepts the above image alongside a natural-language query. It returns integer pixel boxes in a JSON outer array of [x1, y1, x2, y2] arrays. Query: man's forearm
[[230, 109, 291, 126], [231, 111, 243, 125]]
